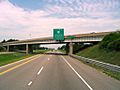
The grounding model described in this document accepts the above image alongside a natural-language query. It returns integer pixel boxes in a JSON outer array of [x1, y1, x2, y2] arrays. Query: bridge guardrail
[[70, 54, 120, 72]]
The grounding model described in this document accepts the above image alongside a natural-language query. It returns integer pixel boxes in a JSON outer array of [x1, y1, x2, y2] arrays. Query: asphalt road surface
[[0, 54, 120, 90]]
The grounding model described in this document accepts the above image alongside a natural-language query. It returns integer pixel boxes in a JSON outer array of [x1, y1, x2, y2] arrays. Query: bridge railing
[[1, 34, 106, 46]]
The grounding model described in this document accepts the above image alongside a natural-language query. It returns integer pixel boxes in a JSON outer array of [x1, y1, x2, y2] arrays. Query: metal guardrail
[[0, 52, 15, 55], [70, 54, 120, 72]]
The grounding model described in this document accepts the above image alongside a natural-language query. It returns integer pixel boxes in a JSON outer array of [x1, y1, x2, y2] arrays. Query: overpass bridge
[[1, 32, 110, 54]]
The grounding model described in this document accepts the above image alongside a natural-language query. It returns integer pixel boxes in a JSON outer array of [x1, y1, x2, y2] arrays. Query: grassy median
[[0, 53, 34, 66], [33, 50, 49, 53]]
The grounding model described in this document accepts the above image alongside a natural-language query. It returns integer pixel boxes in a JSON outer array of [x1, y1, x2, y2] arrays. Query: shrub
[[99, 31, 120, 51], [0, 46, 6, 52], [108, 39, 120, 51]]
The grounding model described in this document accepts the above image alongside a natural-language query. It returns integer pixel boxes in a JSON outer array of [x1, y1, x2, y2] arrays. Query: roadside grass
[[76, 44, 120, 80], [76, 45, 120, 66], [58, 50, 66, 54], [0, 53, 34, 66], [33, 50, 49, 53], [85, 62, 120, 81], [103, 69, 120, 80]]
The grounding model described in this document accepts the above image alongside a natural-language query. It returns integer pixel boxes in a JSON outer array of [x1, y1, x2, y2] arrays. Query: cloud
[[44, 0, 120, 19], [0, 0, 120, 41]]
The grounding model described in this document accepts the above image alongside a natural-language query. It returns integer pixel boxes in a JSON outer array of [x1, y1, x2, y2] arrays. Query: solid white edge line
[[37, 66, 43, 75], [61, 56, 93, 90], [28, 81, 33, 86]]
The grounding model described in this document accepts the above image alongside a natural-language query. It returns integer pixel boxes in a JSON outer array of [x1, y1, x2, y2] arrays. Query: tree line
[[99, 31, 120, 51]]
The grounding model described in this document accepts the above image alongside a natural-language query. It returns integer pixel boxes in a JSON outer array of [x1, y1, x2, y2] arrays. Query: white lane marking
[[28, 81, 33, 86], [48, 58, 50, 60], [37, 66, 43, 75], [61, 56, 93, 90]]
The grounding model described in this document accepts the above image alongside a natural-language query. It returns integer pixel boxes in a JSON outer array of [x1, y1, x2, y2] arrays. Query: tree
[[99, 31, 120, 51], [1, 39, 19, 43], [7, 39, 18, 42], [1, 39, 6, 43], [0, 46, 6, 52], [107, 39, 120, 51]]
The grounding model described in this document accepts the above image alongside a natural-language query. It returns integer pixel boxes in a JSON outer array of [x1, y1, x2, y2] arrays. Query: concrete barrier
[[70, 54, 120, 72]]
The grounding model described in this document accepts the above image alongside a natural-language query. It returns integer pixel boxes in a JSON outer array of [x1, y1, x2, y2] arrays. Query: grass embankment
[[83, 62, 120, 80], [76, 45, 120, 80], [77, 45, 120, 66], [0, 53, 34, 66]]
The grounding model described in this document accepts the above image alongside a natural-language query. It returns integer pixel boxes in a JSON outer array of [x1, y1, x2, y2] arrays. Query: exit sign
[[53, 29, 64, 41]]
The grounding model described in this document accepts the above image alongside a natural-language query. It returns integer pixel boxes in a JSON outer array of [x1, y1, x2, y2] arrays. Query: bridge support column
[[69, 42, 73, 55], [66, 43, 69, 54], [26, 44, 33, 54], [26, 44, 29, 54], [7, 45, 9, 52]]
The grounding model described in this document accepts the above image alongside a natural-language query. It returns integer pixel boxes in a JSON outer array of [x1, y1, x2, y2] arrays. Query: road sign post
[[53, 29, 64, 41]]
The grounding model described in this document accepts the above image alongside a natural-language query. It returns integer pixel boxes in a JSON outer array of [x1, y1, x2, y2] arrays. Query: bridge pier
[[7, 45, 9, 52], [69, 42, 73, 55], [26, 44, 33, 54], [26, 44, 29, 54]]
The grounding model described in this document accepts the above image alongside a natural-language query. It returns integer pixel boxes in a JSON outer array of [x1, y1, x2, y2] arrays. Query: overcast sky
[[0, 0, 120, 42]]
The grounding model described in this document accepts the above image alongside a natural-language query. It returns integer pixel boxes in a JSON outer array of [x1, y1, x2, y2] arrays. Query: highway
[[0, 54, 120, 90]]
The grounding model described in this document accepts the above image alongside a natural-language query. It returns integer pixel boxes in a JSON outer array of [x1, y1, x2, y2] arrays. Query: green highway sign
[[53, 29, 64, 41], [67, 35, 76, 39]]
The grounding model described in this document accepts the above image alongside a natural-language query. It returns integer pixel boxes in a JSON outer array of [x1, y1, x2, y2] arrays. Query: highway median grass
[[58, 50, 66, 54], [33, 49, 49, 53], [0, 53, 34, 66]]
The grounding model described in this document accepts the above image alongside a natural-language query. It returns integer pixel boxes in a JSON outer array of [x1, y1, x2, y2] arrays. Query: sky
[[0, 0, 120, 48]]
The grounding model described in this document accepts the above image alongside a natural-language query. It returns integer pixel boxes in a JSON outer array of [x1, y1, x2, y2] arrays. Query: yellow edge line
[[0, 55, 41, 75]]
